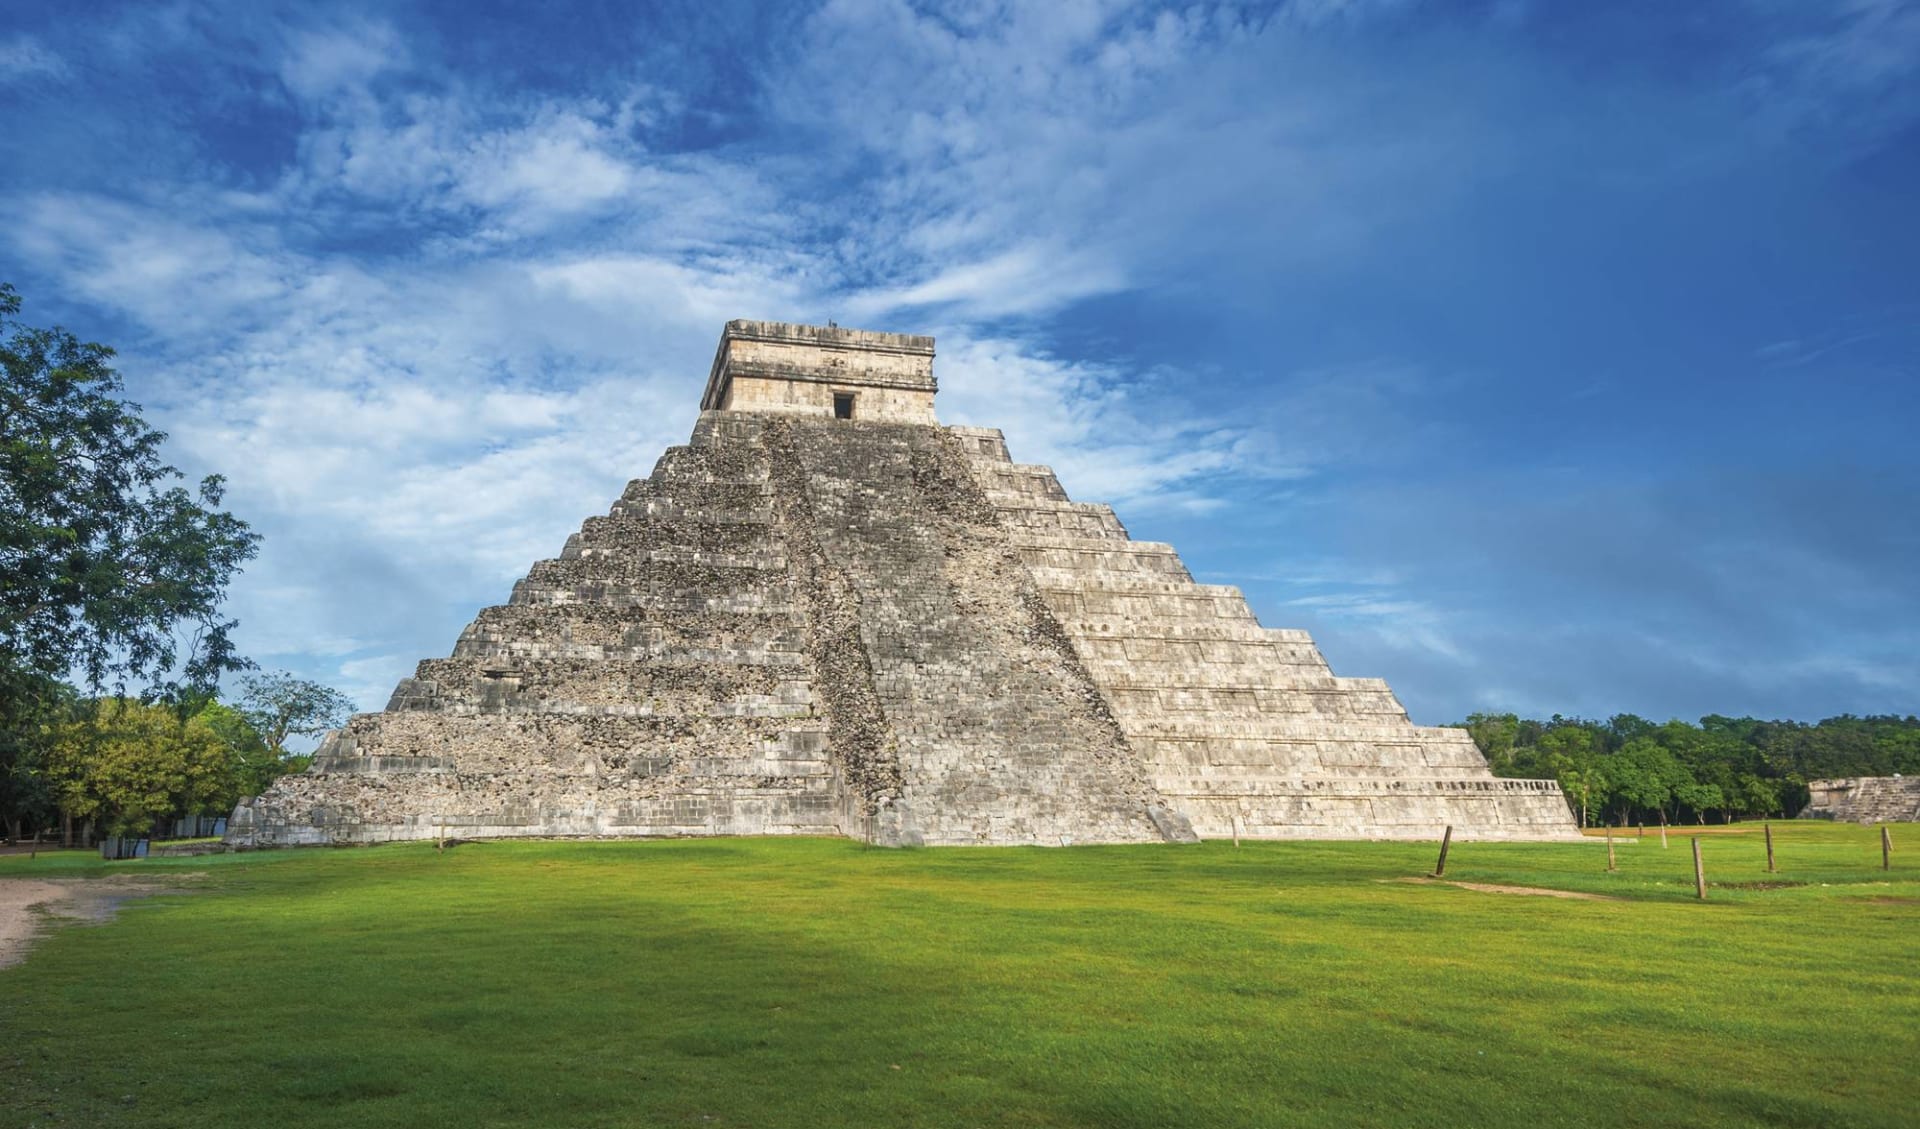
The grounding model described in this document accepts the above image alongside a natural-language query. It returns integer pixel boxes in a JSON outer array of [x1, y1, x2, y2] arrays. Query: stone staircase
[[950, 425, 1579, 841]]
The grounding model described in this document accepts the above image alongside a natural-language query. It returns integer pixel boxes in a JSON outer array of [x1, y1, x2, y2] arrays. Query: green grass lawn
[[2, 821, 1915, 1128]]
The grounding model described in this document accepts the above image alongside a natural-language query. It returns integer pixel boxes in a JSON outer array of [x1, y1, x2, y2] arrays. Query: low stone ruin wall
[[1800, 777, 1920, 824]]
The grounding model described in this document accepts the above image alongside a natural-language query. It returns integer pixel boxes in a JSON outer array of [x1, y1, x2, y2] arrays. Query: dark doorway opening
[[833, 392, 855, 420]]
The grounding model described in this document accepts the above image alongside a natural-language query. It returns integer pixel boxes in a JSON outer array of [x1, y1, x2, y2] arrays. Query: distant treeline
[[1, 670, 351, 847], [1457, 713, 1920, 827]]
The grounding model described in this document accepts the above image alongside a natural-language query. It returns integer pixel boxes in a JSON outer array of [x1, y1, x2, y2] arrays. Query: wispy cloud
[[0, 34, 68, 82], [1285, 592, 1463, 663], [1, 0, 1913, 726], [1764, 0, 1920, 91], [1740, 0, 1920, 147], [3, 6, 1300, 700], [278, 18, 408, 101]]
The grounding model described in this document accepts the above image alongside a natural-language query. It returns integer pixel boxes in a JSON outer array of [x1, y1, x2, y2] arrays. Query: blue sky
[[2, 0, 1916, 726]]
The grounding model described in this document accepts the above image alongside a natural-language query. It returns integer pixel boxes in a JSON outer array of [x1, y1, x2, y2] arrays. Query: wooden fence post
[[1692, 836, 1707, 900], [1434, 825, 1453, 878], [1884, 826, 1893, 871], [1765, 823, 1776, 873], [1660, 811, 1669, 849], [1606, 825, 1616, 872]]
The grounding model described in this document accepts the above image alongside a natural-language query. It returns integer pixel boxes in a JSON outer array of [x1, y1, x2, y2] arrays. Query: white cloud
[[11, 195, 295, 336], [1277, 0, 1420, 28], [760, 0, 1501, 334], [284, 80, 784, 244], [1285, 592, 1462, 661], [279, 19, 407, 101], [528, 252, 811, 332], [3, 168, 1311, 705], [933, 332, 1265, 510], [458, 110, 636, 216], [0, 1, 1695, 718], [0, 34, 68, 82], [335, 655, 410, 715], [848, 244, 1128, 320]]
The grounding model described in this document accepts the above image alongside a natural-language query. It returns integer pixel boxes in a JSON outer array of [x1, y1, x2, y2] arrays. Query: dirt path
[[0, 872, 204, 969], [1389, 876, 1621, 901]]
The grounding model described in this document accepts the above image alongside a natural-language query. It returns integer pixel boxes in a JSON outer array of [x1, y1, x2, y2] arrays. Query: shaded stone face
[[229, 320, 1579, 848]]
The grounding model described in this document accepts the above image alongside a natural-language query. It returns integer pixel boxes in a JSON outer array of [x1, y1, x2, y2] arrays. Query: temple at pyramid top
[[700, 319, 940, 423]]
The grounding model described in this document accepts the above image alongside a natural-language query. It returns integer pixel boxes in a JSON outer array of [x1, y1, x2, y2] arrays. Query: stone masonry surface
[[1800, 777, 1920, 824], [228, 322, 1578, 847]]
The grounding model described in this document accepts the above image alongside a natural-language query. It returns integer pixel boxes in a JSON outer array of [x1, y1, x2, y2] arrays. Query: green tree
[[1462, 712, 1521, 773], [1739, 774, 1781, 818], [1537, 723, 1602, 763], [1602, 738, 1694, 825], [1466, 709, 1920, 824], [1605, 713, 1655, 750], [1675, 781, 1724, 824], [1, 283, 259, 835], [194, 700, 287, 798], [1558, 764, 1599, 828], [237, 670, 354, 757], [46, 700, 232, 836], [0, 670, 74, 841]]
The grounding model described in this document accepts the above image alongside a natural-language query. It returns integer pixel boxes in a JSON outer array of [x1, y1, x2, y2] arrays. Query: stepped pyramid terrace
[[229, 320, 1580, 848]]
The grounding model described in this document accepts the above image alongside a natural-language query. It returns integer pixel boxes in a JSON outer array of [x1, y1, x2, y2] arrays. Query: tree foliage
[[10, 694, 300, 841], [1, 283, 261, 837], [46, 700, 235, 836], [1, 282, 260, 700], [195, 699, 288, 798], [1459, 711, 1920, 826], [237, 670, 355, 756], [0, 669, 74, 840]]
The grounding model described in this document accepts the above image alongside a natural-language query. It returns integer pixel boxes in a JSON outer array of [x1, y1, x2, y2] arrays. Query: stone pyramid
[[230, 321, 1578, 847]]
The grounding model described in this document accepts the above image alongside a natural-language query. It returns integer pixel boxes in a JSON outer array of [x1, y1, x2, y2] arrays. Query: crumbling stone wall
[[1801, 777, 1920, 824]]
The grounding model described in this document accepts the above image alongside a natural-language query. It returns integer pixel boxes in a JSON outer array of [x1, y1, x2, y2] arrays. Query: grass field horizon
[[3, 821, 1914, 1128]]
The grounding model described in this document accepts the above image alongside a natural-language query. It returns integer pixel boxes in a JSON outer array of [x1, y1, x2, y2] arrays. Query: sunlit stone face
[[700, 320, 939, 424]]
